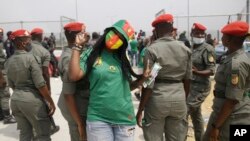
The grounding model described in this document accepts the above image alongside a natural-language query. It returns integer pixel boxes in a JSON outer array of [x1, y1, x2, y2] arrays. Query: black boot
[[50, 117, 60, 135], [50, 125, 60, 135], [134, 92, 141, 101], [0, 108, 4, 121], [52, 66, 59, 77], [3, 110, 16, 124]]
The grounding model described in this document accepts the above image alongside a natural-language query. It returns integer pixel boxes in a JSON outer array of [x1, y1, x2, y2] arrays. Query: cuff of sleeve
[[42, 62, 50, 67], [206, 67, 215, 74], [225, 87, 245, 101], [36, 81, 46, 89], [185, 72, 192, 80]]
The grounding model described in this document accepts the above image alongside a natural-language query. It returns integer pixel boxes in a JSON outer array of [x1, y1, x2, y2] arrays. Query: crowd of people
[[0, 12, 250, 141]]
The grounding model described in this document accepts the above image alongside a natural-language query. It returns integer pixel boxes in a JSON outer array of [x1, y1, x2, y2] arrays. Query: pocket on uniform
[[32, 102, 51, 136], [142, 111, 153, 127], [34, 102, 50, 120]]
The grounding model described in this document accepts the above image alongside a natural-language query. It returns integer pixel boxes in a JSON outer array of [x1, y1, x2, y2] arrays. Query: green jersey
[[130, 39, 138, 53], [80, 48, 136, 125], [138, 47, 146, 68]]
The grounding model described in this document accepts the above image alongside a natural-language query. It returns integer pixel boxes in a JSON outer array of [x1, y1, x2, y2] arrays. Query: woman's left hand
[[75, 32, 88, 48]]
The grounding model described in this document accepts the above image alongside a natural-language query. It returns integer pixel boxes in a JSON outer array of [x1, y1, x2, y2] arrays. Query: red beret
[[221, 21, 249, 36], [11, 29, 30, 39], [0, 28, 3, 33], [31, 28, 43, 35], [152, 14, 174, 27], [192, 23, 207, 31], [64, 22, 85, 32]]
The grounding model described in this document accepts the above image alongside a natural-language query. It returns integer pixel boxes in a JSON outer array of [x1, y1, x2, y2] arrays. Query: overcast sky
[[0, 0, 247, 36]]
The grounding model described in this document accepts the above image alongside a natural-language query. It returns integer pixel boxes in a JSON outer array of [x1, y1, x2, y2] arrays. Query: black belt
[[191, 80, 209, 85], [76, 86, 89, 90], [76, 81, 90, 90], [155, 79, 182, 84], [213, 90, 226, 99]]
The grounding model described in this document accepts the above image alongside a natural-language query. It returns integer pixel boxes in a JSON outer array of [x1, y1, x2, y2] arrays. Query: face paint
[[105, 30, 123, 50]]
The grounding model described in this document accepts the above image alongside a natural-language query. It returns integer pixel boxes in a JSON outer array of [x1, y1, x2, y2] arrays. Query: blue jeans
[[86, 121, 135, 141]]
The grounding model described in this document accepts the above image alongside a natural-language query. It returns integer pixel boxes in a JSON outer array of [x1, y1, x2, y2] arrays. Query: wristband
[[75, 43, 83, 48], [72, 46, 82, 52]]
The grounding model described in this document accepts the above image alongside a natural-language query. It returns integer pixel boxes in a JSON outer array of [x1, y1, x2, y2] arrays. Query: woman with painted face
[[69, 20, 150, 141], [187, 23, 216, 141]]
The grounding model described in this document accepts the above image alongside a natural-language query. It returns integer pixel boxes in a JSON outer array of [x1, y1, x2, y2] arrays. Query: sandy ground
[[186, 80, 215, 141]]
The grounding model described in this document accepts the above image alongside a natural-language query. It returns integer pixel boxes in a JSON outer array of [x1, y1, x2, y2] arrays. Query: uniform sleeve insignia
[[208, 54, 214, 63], [231, 74, 239, 85]]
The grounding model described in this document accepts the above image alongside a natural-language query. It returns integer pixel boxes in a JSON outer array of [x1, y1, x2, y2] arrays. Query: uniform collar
[[158, 36, 175, 41], [193, 43, 205, 51], [32, 40, 42, 45], [222, 47, 244, 64], [14, 50, 27, 55]]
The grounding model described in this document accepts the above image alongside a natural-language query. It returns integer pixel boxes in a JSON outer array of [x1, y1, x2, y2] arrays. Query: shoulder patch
[[231, 73, 239, 85], [231, 58, 240, 85], [208, 54, 214, 63]]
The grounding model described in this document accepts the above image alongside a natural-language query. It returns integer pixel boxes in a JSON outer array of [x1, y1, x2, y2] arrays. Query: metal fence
[[0, 16, 75, 48], [174, 13, 249, 41], [1, 14, 250, 47]]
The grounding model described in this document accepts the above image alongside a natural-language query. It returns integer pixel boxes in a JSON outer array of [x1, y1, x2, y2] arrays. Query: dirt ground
[[186, 80, 215, 141]]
